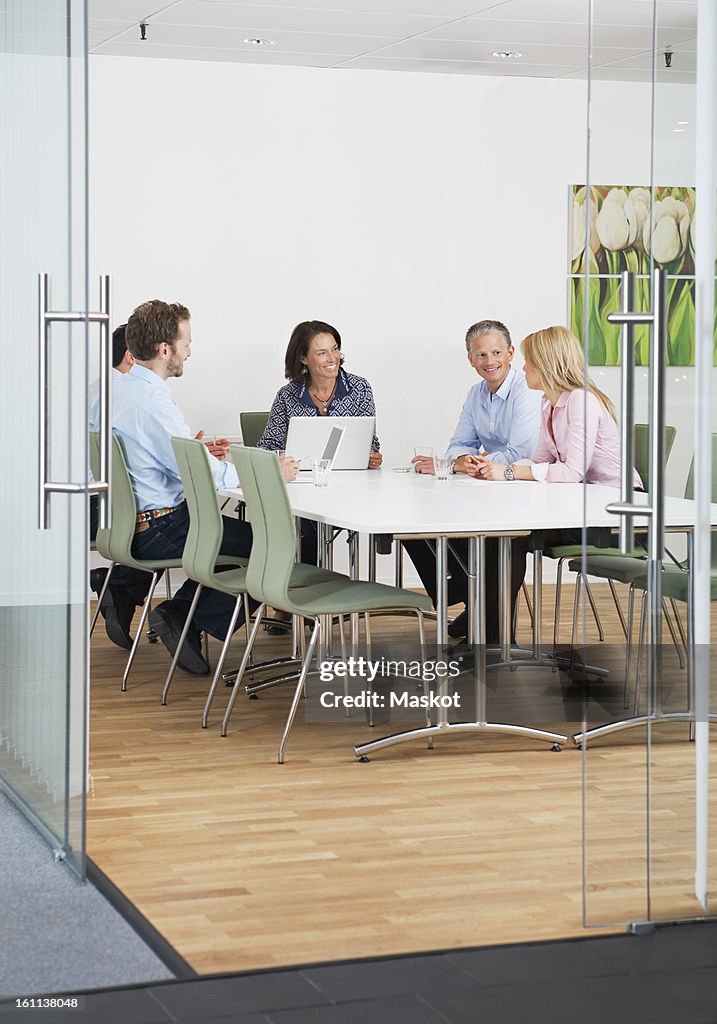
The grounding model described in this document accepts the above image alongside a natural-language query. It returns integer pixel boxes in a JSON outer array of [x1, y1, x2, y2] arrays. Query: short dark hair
[[112, 324, 129, 368], [125, 300, 190, 361], [284, 320, 343, 383], [465, 319, 512, 352]]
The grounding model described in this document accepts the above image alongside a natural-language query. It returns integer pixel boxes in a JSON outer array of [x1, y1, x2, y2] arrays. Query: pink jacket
[[530, 390, 642, 488]]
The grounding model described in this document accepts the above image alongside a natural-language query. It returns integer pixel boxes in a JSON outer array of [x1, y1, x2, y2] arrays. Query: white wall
[[88, 57, 709, 580], [90, 58, 591, 468]]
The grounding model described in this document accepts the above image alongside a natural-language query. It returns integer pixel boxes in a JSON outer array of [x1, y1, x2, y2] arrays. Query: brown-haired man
[[95, 299, 257, 673]]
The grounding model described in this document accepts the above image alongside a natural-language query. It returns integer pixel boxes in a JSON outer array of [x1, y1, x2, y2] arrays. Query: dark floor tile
[[150, 973, 330, 1020], [267, 994, 447, 1024], [446, 938, 614, 985], [302, 953, 475, 1002], [590, 922, 717, 975], [81, 988, 174, 1024], [173, 1017, 270, 1024], [423, 967, 717, 1024]]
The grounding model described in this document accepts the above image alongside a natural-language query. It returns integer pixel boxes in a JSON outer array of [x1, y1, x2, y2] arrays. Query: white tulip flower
[[596, 188, 639, 251], [571, 196, 600, 262], [628, 187, 651, 248], [643, 196, 690, 264]]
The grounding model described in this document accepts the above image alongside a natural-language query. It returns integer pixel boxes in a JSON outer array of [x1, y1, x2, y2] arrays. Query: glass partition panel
[[0, 0, 89, 876], [581, 0, 715, 928], [648, 0, 717, 922]]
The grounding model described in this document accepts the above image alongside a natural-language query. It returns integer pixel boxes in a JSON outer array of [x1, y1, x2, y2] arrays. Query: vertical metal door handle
[[607, 271, 636, 552], [37, 273, 112, 530]]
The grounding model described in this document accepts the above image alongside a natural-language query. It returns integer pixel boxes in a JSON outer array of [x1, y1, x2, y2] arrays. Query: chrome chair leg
[[521, 581, 534, 628], [279, 618, 320, 763], [633, 590, 648, 716], [90, 562, 116, 635], [218, 603, 266, 733], [607, 578, 628, 639], [202, 594, 245, 729], [662, 598, 686, 670], [164, 567, 173, 600], [584, 578, 604, 642], [623, 584, 636, 709], [552, 557, 565, 657], [121, 571, 161, 692], [161, 584, 203, 705], [416, 609, 432, 746]]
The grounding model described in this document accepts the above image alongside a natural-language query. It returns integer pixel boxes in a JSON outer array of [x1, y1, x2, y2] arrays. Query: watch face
[[505, 465, 514, 480]]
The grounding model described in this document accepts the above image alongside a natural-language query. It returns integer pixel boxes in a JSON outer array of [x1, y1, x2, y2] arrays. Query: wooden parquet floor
[[87, 583, 717, 975]]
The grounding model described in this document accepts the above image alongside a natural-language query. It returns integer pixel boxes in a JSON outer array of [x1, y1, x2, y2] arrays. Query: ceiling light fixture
[[244, 37, 276, 46], [492, 50, 523, 59]]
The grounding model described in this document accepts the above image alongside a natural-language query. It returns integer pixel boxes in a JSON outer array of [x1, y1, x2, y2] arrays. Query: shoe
[[447, 608, 468, 639], [149, 601, 210, 675], [91, 569, 134, 651]]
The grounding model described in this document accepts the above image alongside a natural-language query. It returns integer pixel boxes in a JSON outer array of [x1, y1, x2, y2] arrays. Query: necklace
[[310, 383, 336, 413]]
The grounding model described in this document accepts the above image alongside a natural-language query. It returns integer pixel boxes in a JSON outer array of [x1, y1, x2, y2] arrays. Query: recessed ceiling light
[[673, 128, 685, 133], [244, 37, 275, 46], [492, 50, 524, 59], [677, 120, 689, 125]]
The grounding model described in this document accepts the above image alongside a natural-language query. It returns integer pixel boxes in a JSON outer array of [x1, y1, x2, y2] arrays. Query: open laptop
[[286, 416, 375, 470]]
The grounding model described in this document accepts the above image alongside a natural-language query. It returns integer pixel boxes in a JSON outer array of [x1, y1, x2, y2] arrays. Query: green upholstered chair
[[90, 432, 184, 691], [162, 437, 255, 715], [224, 445, 433, 762], [174, 438, 340, 727], [627, 437, 717, 712], [239, 411, 270, 448], [548, 423, 677, 651]]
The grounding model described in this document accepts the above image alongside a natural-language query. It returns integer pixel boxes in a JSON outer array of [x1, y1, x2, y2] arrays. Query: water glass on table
[[434, 452, 452, 480], [413, 446, 434, 474], [312, 458, 332, 487]]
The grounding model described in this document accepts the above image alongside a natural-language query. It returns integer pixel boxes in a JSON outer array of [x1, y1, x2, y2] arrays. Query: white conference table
[[224, 469, 710, 757]]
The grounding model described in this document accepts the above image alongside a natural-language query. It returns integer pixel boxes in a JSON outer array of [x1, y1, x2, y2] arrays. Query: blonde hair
[[521, 325, 615, 420]]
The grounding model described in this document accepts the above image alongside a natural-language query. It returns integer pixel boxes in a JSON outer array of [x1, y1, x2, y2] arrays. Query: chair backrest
[[230, 445, 269, 601], [234, 447, 298, 610], [239, 411, 270, 449], [684, 433, 717, 568], [633, 423, 677, 490], [171, 437, 225, 588], [90, 432, 140, 565]]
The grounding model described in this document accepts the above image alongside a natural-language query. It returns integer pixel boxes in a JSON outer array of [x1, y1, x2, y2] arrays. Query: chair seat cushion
[[567, 554, 648, 585], [282, 577, 433, 616], [632, 565, 717, 602], [547, 544, 645, 560]]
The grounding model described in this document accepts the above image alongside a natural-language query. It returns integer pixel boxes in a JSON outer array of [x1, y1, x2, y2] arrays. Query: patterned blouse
[[257, 368, 381, 452]]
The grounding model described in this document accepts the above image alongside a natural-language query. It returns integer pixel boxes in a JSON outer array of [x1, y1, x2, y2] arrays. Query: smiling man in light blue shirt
[[413, 320, 541, 474], [406, 319, 542, 642]]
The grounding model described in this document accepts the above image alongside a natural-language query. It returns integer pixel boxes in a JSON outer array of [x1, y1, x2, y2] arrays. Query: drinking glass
[[434, 453, 452, 480], [312, 458, 332, 487]]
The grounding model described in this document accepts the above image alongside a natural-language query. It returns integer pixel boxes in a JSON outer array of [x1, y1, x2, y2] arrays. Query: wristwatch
[[504, 464, 515, 481]]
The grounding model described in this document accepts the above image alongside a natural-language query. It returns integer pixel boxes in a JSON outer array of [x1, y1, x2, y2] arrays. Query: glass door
[[0, 0, 91, 877], [580, 0, 716, 926]]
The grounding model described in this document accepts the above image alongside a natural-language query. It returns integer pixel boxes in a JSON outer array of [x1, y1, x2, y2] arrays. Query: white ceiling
[[89, 0, 697, 82]]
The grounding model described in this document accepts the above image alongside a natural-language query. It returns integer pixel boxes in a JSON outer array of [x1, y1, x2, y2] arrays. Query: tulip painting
[[569, 184, 715, 366]]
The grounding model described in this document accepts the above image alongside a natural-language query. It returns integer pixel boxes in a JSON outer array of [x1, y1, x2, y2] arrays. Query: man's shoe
[[91, 570, 134, 651], [149, 601, 210, 675], [447, 608, 468, 639], [90, 567, 108, 597]]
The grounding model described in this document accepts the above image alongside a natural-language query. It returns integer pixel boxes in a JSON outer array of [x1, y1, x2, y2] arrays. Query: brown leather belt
[[135, 506, 179, 533]]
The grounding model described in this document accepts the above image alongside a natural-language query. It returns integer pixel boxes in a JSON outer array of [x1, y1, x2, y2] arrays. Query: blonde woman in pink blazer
[[475, 325, 642, 489]]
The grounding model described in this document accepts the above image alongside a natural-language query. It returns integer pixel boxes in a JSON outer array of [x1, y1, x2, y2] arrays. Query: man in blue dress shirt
[[405, 319, 542, 641], [101, 299, 254, 674]]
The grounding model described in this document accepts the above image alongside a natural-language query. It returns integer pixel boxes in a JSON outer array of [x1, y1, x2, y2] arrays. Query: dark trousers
[[90, 494, 153, 606], [402, 536, 528, 643], [131, 503, 254, 640]]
